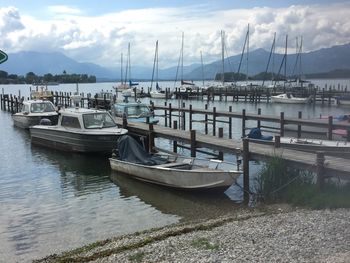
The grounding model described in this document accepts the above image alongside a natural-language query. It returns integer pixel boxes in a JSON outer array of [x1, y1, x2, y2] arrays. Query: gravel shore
[[36, 207, 350, 263]]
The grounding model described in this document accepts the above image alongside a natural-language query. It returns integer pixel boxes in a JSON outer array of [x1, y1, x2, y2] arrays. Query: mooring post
[[218, 127, 224, 160], [280, 112, 285, 137], [205, 104, 208, 135], [297, 111, 302, 138], [316, 151, 325, 190], [274, 135, 281, 148], [229, 106, 232, 139], [328, 116, 333, 140], [164, 101, 168, 127], [189, 104, 193, 130], [213, 107, 216, 136], [148, 123, 155, 153], [173, 120, 178, 153], [122, 112, 128, 129], [169, 103, 172, 128], [190, 130, 196, 157], [243, 138, 250, 204], [242, 109, 246, 137], [257, 108, 261, 128]]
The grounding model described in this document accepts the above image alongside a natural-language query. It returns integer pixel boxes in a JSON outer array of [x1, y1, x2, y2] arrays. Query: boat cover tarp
[[116, 135, 168, 165], [247, 127, 273, 141]]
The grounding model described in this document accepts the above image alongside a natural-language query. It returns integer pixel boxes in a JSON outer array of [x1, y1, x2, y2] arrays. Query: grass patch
[[128, 252, 145, 262], [255, 155, 350, 209], [191, 238, 219, 250]]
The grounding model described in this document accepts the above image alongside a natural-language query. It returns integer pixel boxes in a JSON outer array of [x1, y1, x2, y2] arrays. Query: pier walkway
[[119, 120, 350, 179]]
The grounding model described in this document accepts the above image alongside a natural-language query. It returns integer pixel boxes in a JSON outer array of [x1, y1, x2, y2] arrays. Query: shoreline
[[34, 206, 350, 263]]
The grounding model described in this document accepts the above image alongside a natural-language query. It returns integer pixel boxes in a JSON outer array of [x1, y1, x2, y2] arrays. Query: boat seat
[[156, 162, 189, 168]]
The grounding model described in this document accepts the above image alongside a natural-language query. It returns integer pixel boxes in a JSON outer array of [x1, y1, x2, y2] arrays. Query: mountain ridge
[[1, 43, 350, 80]]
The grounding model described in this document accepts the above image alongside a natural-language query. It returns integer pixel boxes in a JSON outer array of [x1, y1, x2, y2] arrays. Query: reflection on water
[[111, 172, 240, 222], [0, 111, 178, 262]]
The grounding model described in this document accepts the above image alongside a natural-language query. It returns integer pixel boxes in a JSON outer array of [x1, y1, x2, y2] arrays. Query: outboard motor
[[39, 118, 52, 126]]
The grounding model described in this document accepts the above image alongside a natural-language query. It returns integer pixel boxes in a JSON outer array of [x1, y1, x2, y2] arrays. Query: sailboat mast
[[200, 51, 205, 87], [181, 32, 184, 81], [272, 32, 276, 84], [299, 36, 303, 80], [262, 32, 276, 87], [284, 35, 288, 85], [151, 40, 158, 90], [120, 53, 123, 85], [156, 40, 159, 86], [221, 30, 225, 85], [128, 43, 131, 84], [246, 24, 249, 82]]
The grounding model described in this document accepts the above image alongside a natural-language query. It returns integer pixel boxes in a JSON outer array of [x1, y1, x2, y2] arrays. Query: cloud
[[0, 3, 349, 69], [47, 5, 82, 16]]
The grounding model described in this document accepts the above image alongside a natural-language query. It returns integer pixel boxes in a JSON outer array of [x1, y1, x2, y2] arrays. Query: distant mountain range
[[1, 43, 350, 81]]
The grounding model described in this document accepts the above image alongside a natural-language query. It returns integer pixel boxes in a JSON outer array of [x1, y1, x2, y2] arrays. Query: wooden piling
[[173, 120, 178, 153], [328, 116, 333, 140], [148, 123, 155, 153], [297, 111, 302, 138], [218, 127, 224, 160], [280, 112, 285, 137], [243, 138, 250, 203], [190, 130, 196, 157], [242, 109, 246, 137]]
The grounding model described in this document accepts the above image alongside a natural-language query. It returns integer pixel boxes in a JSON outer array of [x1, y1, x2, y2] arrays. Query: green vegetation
[[191, 237, 219, 250], [255, 155, 350, 209], [0, 70, 96, 84], [215, 71, 286, 82]]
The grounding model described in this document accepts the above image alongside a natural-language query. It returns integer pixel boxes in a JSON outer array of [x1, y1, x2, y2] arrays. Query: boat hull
[[271, 97, 309, 104], [12, 114, 58, 129], [30, 127, 124, 154], [109, 158, 240, 191]]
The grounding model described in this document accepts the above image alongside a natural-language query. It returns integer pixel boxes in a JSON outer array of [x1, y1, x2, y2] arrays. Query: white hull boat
[[12, 100, 58, 129], [271, 93, 310, 104], [30, 107, 128, 154]]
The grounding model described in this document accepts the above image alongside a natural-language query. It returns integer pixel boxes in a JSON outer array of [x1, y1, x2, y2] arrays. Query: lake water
[[1, 80, 349, 262]]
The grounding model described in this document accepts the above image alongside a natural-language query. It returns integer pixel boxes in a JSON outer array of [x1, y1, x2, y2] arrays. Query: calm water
[[0, 80, 349, 262]]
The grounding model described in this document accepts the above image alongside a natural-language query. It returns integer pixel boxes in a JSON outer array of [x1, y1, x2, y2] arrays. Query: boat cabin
[[110, 101, 159, 124], [58, 108, 119, 130]]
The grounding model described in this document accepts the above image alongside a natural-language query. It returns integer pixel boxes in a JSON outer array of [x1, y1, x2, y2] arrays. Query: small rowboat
[[109, 135, 241, 191]]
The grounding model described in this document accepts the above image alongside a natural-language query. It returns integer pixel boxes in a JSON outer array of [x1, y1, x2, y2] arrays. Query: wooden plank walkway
[[119, 120, 350, 179]]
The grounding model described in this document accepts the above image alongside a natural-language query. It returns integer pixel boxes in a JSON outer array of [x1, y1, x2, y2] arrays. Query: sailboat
[[113, 53, 127, 91], [150, 41, 172, 99], [175, 32, 198, 94], [118, 43, 140, 97]]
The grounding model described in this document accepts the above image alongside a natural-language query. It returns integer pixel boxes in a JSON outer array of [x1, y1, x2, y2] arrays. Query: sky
[[0, 0, 349, 69]]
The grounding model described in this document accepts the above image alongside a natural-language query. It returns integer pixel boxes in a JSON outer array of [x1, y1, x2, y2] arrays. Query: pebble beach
[[35, 206, 350, 263]]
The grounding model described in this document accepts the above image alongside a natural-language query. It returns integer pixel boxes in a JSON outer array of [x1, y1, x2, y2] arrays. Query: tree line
[[0, 70, 96, 84]]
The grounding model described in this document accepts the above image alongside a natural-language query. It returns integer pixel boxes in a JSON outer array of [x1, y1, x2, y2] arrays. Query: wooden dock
[[120, 120, 350, 178]]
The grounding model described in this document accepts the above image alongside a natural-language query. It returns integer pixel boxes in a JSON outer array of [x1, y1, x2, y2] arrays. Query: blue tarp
[[247, 127, 273, 141]]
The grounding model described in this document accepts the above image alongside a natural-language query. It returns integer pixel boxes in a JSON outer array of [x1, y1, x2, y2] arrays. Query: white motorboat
[[30, 107, 128, 154], [109, 135, 241, 191], [12, 100, 58, 129], [271, 93, 310, 104]]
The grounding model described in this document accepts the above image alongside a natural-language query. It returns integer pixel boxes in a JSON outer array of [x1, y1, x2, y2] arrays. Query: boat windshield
[[30, 102, 56, 113], [127, 105, 151, 118], [83, 113, 117, 129]]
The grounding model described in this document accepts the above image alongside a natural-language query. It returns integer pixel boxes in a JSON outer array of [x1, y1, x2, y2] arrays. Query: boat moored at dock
[[12, 100, 58, 129], [109, 135, 241, 191], [30, 107, 128, 154]]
